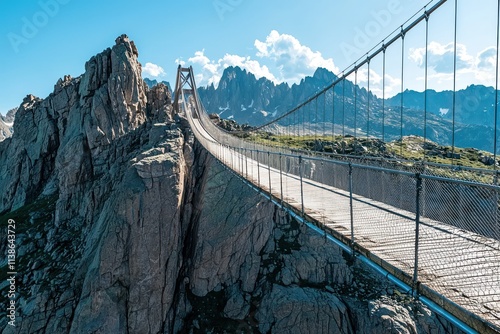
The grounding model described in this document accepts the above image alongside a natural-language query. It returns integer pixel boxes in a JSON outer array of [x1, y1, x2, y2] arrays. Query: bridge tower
[[173, 65, 202, 119]]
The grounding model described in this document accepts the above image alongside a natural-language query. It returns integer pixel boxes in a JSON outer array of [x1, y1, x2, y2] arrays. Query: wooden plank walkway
[[191, 117, 500, 331]]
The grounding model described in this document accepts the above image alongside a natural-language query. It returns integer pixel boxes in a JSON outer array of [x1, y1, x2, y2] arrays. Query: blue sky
[[0, 0, 498, 115]]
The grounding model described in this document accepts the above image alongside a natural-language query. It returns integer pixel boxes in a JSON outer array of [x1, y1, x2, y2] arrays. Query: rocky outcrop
[[1, 36, 469, 334], [144, 78, 173, 95], [0, 34, 188, 334], [1, 107, 17, 124], [146, 83, 172, 123], [0, 108, 16, 142]]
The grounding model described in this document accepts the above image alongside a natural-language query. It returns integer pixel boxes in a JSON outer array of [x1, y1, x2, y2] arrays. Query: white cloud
[[220, 54, 278, 82], [254, 30, 339, 84], [184, 30, 339, 88], [188, 50, 222, 87], [175, 58, 186, 67], [409, 42, 474, 73], [185, 49, 278, 87], [409, 42, 498, 86], [475, 46, 498, 82], [477, 47, 497, 69], [142, 62, 166, 78], [356, 68, 401, 98]]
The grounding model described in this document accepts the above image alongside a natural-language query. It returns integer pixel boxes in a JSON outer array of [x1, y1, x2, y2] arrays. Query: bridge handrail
[[180, 71, 500, 333]]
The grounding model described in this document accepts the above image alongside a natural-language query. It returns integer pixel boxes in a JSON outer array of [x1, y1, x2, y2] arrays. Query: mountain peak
[[115, 33, 138, 57], [312, 67, 337, 82], [221, 66, 255, 81]]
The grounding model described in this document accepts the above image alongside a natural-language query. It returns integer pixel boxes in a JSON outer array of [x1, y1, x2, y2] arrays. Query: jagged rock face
[[1, 107, 18, 124], [0, 34, 157, 215], [68, 125, 188, 334], [0, 34, 185, 333], [146, 83, 173, 123], [0, 122, 11, 142], [0, 94, 59, 212], [0, 107, 16, 142], [144, 78, 173, 95], [79, 34, 147, 150]]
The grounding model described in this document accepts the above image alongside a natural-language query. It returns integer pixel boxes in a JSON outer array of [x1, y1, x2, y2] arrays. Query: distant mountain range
[[0, 107, 17, 142], [144, 78, 173, 93], [197, 66, 499, 153], [4, 71, 498, 153]]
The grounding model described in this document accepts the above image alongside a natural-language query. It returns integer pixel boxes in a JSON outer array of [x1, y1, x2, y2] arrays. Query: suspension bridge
[[173, 1, 500, 333]]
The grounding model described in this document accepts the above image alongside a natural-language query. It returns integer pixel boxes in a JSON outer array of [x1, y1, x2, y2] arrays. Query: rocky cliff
[[0, 108, 16, 142], [1, 35, 466, 333]]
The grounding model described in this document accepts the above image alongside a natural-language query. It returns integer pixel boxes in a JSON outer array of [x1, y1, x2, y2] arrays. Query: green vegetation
[[0, 195, 58, 233], [0, 195, 80, 297], [239, 131, 498, 183], [0, 195, 59, 297]]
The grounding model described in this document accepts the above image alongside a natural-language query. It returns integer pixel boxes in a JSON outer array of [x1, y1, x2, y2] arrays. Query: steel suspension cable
[[302, 106, 304, 138], [342, 76, 346, 145], [400, 27, 405, 156], [367, 57, 371, 140], [424, 11, 429, 161], [332, 86, 335, 141], [354, 68, 358, 139], [323, 92, 326, 140], [295, 107, 298, 138], [315, 97, 318, 144], [494, 0, 500, 177], [307, 103, 310, 139], [241, 1, 447, 135], [382, 46, 386, 143], [452, 0, 458, 164]]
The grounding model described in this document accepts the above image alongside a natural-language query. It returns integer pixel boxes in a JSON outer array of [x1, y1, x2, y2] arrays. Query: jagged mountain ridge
[[386, 85, 498, 127], [0, 107, 17, 142], [0, 107, 17, 124], [199, 66, 499, 153], [197, 66, 345, 125], [144, 77, 173, 94]]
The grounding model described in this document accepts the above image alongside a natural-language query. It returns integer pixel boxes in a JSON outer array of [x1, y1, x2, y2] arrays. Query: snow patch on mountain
[[439, 108, 449, 116]]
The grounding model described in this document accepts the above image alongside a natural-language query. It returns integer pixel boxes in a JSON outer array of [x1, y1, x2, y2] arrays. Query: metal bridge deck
[[237, 149, 500, 328], [190, 111, 500, 331]]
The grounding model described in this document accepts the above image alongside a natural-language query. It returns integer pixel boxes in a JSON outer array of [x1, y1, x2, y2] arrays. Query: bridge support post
[[257, 151, 261, 189], [250, 150, 254, 184], [299, 156, 304, 217], [279, 153, 283, 205], [245, 149, 248, 179], [413, 173, 423, 297], [231, 148, 234, 170], [239, 147, 243, 176], [268, 152, 272, 199], [349, 163, 355, 255]]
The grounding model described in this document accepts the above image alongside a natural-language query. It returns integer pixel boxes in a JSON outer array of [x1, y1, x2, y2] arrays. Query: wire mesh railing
[[182, 94, 500, 332]]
